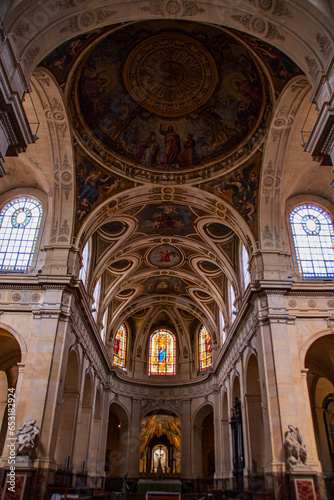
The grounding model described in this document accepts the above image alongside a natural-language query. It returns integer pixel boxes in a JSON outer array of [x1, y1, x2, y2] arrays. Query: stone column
[[180, 400, 191, 479], [212, 389, 223, 485], [127, 398, 141, 478]]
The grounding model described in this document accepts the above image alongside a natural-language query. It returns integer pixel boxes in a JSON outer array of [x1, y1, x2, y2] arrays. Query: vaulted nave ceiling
[[4, 16, 322, 378]]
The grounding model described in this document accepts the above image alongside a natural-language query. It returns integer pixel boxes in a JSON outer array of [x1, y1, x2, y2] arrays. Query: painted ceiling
[[37, 20, 303, 375]]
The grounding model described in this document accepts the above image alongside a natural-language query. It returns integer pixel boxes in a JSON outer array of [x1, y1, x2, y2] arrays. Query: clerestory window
[[0, 197, 43, 271], [290, 205, 334, 278]]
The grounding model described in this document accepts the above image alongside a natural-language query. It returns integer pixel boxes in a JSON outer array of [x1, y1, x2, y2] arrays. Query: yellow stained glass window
[[113, 323, 127, 369], [199, 325, 212, 371]]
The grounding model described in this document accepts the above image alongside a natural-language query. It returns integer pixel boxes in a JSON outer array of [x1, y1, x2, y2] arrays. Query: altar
[[137, 479, 182, 494]]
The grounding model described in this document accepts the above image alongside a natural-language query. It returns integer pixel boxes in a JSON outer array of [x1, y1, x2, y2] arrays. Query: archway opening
[[54, 350, 80, 470], [306, 334, 334, 494], [105, 402, 129, 485], [73, 373, 93, 474], [245, 355, 265, 489], [139, 411, 180, 476], [193, 404, 215, 490], [0, 329, 21, 457]]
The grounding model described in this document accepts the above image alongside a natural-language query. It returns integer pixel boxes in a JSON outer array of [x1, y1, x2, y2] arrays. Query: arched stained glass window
[[101, 309, 107, 342], [113, 323, 127, 369], [79, 241, 89, 285], [198, 325, 212, 371], [230, 283, 237, 323], [220, 310, 226, 343], [0, 197, 43, 271], [290, 205, 334, 277], [241, 244, 251, 289], [149, 329, 176, 375], [92, 279, 100, 320]]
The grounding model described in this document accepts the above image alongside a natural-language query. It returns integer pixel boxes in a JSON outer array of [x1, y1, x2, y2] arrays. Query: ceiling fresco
[[71, 21, 268, 179], [35, 18, 304, 373], [137, 204, 194, 235]]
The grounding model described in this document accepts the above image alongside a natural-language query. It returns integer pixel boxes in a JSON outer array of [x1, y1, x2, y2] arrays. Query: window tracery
[[0, 197, 43, 271], [290, 205, 334, 277], [149, 329, 176, 375]]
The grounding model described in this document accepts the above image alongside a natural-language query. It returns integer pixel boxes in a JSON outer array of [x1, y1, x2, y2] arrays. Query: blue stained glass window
[[198, 325, 212, 371], [0, 198, 43, 271], [290, 205, 334, 278], [149, 329, 176, 375]]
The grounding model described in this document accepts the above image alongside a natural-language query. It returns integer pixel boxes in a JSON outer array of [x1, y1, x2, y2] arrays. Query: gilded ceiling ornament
[[123, 33, 218, 117]]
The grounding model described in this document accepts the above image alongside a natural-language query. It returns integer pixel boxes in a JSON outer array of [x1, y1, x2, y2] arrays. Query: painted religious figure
[[149, 329, 176, 375], [149, 245, 181, 267], [159, 125, 181, 166], [177, 134, 201, 168], [135, 132, 160, 166], [209, 165, 258, 223]]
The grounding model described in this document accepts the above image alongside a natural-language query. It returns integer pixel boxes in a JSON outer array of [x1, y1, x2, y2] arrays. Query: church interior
[[0, 1, 334, 499]]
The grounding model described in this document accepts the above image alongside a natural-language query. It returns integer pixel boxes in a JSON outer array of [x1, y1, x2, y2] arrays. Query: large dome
[[70, 21, 271, 182]]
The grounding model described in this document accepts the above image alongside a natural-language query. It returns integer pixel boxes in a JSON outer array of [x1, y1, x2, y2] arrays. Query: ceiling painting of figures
[[137, 205, 194, 235], [70, 20, 270, 177]]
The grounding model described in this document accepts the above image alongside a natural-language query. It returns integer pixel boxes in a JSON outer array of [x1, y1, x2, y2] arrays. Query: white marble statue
[[16, 418, 40, 456]]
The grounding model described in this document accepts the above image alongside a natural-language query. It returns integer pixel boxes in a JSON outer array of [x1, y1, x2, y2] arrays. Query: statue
[[16, 418, 39, 457], [284, 424, 307, 467]]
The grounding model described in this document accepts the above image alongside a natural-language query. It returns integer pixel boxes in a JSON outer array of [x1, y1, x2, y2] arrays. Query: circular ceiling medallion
[[148, 245, 182, 267], [123, 34, 218, 117]]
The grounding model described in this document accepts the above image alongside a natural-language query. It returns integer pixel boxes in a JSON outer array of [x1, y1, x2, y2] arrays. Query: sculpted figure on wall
[[16, 418, 40, 456], [284, 424, 307, 467]]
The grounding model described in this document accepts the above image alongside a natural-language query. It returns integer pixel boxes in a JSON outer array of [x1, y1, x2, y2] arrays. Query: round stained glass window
[[11, 208, 31, 228], [302, 215, 320, 235]]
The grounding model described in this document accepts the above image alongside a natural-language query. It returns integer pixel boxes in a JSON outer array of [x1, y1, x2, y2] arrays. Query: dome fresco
[[71, 20, 270, 179]]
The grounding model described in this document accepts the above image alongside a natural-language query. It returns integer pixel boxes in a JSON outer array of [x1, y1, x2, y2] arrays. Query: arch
[[28, 70, 76, 253], [54, 349, 80, 467], [193, 403, 215, 479], [0, 329, 21, 456], [232, 375, 241, 402], [105, 402, 130, 478], [73, 372, 93, 470], [4, 1, 333, 85], [259, 77, 312, 252], [305, 334, 334, 487], [140, 410, 181, 475], [245, 354, 266, 475], [88, 387, 103, 474]]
